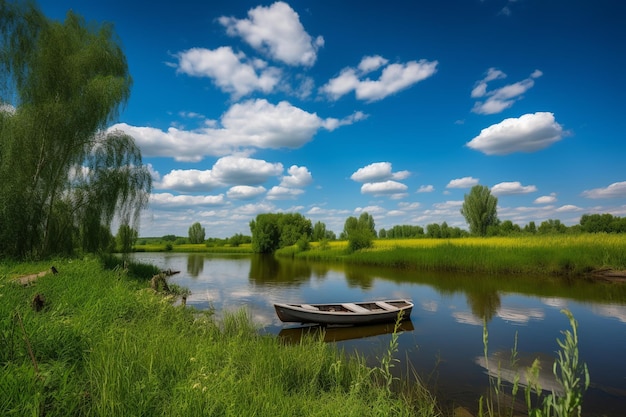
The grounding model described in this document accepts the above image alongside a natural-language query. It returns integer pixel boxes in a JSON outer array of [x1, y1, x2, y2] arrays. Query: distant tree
[[188, 222, 206, 244], [498, 220, 521, 235], [580, 213, 626, 233], [524, 221, 537, 234], [162, 234, 177, 242], [249, 213, 312, 253], [228, 233, 251, 247], [116, 223, 137, 255], [538, 219, 568, 234], [343, 212, 375, 252], [379, 228, 387, 238], [426, 223, 441, 238], [312, 221, 327, 241], [460, 185, 499, 237], [0, 2, 151, 258]]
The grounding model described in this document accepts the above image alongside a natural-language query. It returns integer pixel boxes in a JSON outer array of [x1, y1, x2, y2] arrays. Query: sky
[[37, 0, 626, 238]]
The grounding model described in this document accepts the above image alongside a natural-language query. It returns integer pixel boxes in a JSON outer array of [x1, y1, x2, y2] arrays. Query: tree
[[0, 2, 151, 258], [343, 212, 375, 252], [460, 185, 498, 237], [312, 221, 327, 241], [188, 222, 206, 244], [116, 223, 137, 255], [249, 213, 312, 253]]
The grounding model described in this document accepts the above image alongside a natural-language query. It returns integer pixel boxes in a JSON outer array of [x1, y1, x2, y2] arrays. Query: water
[[131, 252, 626, 416]]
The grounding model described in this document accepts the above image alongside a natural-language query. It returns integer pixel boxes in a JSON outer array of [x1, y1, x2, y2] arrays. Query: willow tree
[[460, 185, 498, 236], [0, 2, 151, 258]]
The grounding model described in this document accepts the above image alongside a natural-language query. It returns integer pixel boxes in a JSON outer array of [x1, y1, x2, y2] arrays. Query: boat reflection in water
[[278, 320, 414, 344]]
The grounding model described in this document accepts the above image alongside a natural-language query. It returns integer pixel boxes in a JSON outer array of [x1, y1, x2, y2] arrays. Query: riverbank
[[0, 257, 437, 416], [134, 234, 626, 278], [281, 235, 626, 278]]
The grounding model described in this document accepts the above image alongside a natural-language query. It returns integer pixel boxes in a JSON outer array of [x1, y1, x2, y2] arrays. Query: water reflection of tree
[[344, 265, 374, 290], [248, 255, 313, 286], [465, 290, 501, 322], [186, 254, 204, 277]]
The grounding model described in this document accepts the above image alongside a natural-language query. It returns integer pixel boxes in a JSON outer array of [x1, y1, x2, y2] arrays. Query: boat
[[274, 299, 413, 326]]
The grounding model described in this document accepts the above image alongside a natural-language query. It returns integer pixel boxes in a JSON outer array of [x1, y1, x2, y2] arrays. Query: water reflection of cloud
[[541, 297, 568, 308], [421, 300, 438, 312], [497, 307, 544, 324], [453, 312, 482, 326], [592, 304, 626, 323]]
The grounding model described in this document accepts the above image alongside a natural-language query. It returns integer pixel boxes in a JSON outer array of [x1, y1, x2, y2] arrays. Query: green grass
[[283, 235, 626, 276], [0, 257, 436, 416]]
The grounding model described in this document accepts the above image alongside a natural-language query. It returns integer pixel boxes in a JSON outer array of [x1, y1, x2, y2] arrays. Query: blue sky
[[38, 0, 626, 238]]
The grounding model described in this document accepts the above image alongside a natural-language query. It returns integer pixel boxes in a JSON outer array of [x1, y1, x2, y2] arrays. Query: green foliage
[[343, 212, 376, 252], [187, 222, 205, 244], [579, 213, 626, 233], [461, 185, 499, 236], [250, 212, 312, 253], [0, 2, 151, 259], [116, 223, 137, 255]]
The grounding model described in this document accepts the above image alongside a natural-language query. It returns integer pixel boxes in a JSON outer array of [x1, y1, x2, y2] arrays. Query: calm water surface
[[131, 252, 626, 416]]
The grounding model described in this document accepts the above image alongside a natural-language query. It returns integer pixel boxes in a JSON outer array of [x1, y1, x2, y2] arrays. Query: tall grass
[[289, 235, 626, 276], [0, 257, 434, 416]]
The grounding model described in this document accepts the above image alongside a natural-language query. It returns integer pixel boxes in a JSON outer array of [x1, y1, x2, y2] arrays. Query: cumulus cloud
[[417, 185, 434, 193], [266, 186, 305, 200], [350, 162, 409, 183], [218, 1, 323, 67], [471, 68, 542, 115], [156, 156, 282, 192], [320, 55, 438, 102], [226, 185, 267, 200], [446, 177, 479, 189], [110, 99, 361, 162], [279, 165, 313, 188], [361, 180, 408, 195], [491, 181, 537, 196], [149, 192, 226, 208], [176, 46, 281, 98], [534, 193, 557, 204], [581, 181, 626, 199], [466, 112, 565, 155], [555, 204, 582, 212]]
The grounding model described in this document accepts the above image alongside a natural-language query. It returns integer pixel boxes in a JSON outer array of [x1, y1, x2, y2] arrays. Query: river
[[130, 252, 626, 416]]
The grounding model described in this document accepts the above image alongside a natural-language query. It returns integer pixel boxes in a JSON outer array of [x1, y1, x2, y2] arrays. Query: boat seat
[[342, 303, 369, 313], [375, 301, 398, 311], [301, 304, 319, 311]]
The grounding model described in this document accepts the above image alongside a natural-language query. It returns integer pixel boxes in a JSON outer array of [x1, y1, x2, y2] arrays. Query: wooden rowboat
[[274, 299, 413, 326]]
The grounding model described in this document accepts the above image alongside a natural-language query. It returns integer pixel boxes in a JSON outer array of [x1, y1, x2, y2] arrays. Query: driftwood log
[[14, 266, 58, 286], [150, 272, 170, 292]]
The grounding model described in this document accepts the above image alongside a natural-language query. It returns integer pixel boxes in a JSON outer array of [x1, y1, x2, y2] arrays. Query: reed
[[0, 257, 433, 416]]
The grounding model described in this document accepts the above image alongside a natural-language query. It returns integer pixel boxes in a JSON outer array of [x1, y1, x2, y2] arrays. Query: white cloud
[[218, 1, 323, 67], [149, 192, 226, 208], [177, 46, 281, 98], [111, 99, 361, 162], [555, 205, 582, 212], [466, 112, 565, 155], [212, 155, 283, 185], [279, 165, 313, 188], [156, 156, 283, 192], [322, 111, 368, 131], [447, 177, 479, 189], [321, 56, 438, 102], [417, 185, 434, 193], [266, 186, 304, 200], [350, 162, 409, 183], [491, 181, 537, 196], [158, 169, 222, 192], [534, 193, 557, 204], [226, 185, 267, 200], [471, 68, 542, 115], [582, 181, 626, 199], [361, 180, 408, 195]]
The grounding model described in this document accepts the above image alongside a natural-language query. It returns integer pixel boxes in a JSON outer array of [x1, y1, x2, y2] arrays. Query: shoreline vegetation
[[1, 257, 437, 416], [134, 234, 626, 279]]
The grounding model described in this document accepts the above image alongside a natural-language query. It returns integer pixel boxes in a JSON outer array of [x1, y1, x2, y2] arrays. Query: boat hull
[[274, 300, 413, 326]]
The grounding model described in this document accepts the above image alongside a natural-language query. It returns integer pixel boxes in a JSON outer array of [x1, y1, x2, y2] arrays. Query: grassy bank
[[280, 235, 626, 276], [0, 257, 437, 417]]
